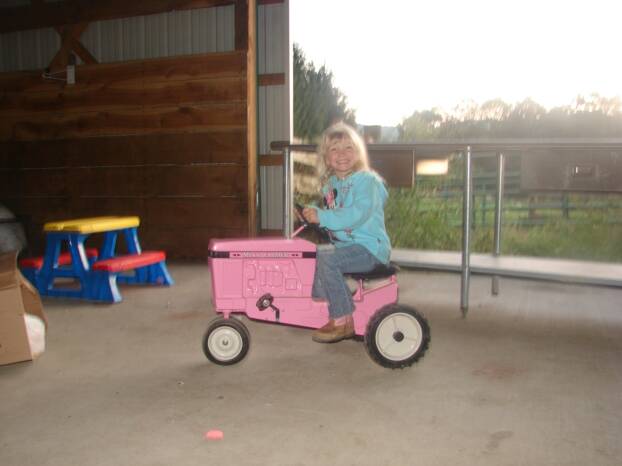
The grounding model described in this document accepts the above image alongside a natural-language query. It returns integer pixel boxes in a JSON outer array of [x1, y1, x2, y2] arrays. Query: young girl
[[302, 122, 391, 343]]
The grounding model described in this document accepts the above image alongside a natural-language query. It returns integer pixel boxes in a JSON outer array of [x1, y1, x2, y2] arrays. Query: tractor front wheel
[[202, 316, 250, 365]]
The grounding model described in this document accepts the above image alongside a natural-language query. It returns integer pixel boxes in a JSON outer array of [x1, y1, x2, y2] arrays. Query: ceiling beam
[[0, 0, 236, 34]]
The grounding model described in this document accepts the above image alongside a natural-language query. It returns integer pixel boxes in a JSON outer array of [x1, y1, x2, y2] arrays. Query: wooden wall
[[0, 51, 250, 259]]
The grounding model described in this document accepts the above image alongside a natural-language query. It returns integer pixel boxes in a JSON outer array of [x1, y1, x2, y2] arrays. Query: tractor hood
[[208, 237, 316, 258]]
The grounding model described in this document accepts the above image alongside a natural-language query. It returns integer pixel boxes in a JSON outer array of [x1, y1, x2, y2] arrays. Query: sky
[[290, 0, 622, 127]]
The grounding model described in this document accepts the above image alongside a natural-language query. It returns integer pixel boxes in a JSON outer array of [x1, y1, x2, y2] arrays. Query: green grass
[[386, 187, 622, 262]]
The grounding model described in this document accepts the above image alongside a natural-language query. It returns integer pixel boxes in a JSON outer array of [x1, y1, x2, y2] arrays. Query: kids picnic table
[[20, 216, 173, 303]]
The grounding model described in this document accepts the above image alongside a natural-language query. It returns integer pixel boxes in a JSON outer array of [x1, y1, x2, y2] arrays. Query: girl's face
[[326, 135, 358, 179]]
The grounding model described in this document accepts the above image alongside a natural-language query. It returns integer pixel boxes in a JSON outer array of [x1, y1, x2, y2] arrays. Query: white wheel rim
[[207, 326, 244, 362], [375, 312, 423, 362]]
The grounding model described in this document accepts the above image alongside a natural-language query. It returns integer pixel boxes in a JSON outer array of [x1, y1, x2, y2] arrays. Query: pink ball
[[205, 430, 224, 440]]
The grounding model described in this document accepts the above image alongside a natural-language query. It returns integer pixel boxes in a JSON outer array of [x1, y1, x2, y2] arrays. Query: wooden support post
[[235, 0, 249, 52], [49, 22, 89, 71], [55, 26, 98, 65], [245, 0, 258, 235]]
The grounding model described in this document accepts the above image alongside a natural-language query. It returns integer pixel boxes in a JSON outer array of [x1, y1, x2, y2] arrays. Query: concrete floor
[[1, 264, 621, 466]]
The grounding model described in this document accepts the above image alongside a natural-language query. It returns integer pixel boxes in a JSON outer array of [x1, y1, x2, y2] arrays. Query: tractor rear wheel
[[364, 304, 430, 369]]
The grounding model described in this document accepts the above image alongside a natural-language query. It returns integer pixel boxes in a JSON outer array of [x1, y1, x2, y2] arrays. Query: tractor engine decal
[[244, 260, 303, 297]]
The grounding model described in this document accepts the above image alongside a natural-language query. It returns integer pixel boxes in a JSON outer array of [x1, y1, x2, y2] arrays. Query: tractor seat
[[347, 262, 400, 281]]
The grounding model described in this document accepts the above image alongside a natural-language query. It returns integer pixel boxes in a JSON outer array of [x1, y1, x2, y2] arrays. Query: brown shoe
[[312, 317, 355, 343]]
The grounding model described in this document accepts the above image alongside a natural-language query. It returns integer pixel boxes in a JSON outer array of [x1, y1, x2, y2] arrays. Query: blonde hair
[[316, 122, 370, 184]]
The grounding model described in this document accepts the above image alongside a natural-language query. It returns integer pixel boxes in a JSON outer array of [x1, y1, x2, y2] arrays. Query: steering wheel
[[294, 203, 331, 242], [295, 203, 312, 227]]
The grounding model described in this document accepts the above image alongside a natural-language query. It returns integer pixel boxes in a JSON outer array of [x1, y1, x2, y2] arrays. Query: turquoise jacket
[[316, 171, 391, 264]]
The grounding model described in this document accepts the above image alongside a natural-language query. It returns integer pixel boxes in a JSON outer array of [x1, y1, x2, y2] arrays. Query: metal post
[[282, 146, 293, 238], [491, 152, 505, 295], [461, 146, 473, 315]]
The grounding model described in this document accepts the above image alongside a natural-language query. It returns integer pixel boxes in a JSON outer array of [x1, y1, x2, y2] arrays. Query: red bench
[[91, 251, 166, 272], [19, 248, 99, 269], [89, 250, 173, 303]]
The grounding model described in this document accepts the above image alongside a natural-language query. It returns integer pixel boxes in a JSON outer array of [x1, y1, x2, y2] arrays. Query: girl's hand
[[302, 207, 320, 224]]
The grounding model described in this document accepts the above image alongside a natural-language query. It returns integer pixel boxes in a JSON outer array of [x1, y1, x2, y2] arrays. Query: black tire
[[364, 304, 430, 369], [202, 316, 250, 365]]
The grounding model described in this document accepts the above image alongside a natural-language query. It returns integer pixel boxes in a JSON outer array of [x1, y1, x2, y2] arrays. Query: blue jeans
[[312, 244, 382, 319]]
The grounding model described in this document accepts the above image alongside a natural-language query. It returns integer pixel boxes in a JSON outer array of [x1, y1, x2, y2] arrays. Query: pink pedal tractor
[[203, 213, 430, 369]]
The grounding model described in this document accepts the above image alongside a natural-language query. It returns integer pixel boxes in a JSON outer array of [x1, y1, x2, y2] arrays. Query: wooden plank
[[258, 153, 282, 166], [144, 165, 248, 197], [63, 136, 144, 167], [0, 76, 246, 116], [141, 226, 246, 259], [0, 52, 246, 93], [67, 197, 146, 220], [2, 102, 246, 141], [141, 130, 247, 164], [140, 52, 246, 82], [0, 0, 236, 34], [144, 197, 248, 229], [258, 73, 285, 87], [66, 166, 147, 197], [144, 102, 246, 130], [1, 166, 141, 199], [0, 139, 69, 168], [0, 170, 16, 197], [17, 168, 68, 197], [1, 132, 247, 167], [7, 198, 71, 225], [141, 77, 246, 106]]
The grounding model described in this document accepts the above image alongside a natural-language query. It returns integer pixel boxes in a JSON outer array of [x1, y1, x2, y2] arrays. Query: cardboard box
[[0, 251, 47, 366]]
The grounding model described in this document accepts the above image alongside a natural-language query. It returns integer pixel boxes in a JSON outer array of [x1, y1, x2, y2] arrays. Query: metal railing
[[270, 138, 622, 313]]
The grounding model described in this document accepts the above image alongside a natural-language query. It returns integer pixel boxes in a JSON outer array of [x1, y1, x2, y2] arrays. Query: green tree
[[398, 109, 444, 141], [293, 43, 356, 141], [398, 94, 622, 141]]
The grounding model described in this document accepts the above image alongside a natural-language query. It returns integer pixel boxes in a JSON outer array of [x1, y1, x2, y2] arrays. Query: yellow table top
[[44, 216, 140, 234]]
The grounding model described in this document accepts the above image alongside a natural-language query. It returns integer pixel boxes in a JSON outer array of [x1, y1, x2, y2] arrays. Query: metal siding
[[260, 165, 269, 227], [258, 87, 268, 154], [0, 5, 235, 72], [259, 86, 283, 229], [217, 5, 235, 51], [265, 4, 286, 74], [264, 86, 289, 153], [258, 87, 289, 155], [260, 165, 284, 229], [257, 2, 290, 230], [0, 28, 59, 72], [82, 6, 234, 62], [257, 5, 267, 74], [257, 3, 285, 74]]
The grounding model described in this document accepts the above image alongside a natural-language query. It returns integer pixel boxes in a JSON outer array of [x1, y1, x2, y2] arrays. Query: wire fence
[[414, 172, 622, 228]]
